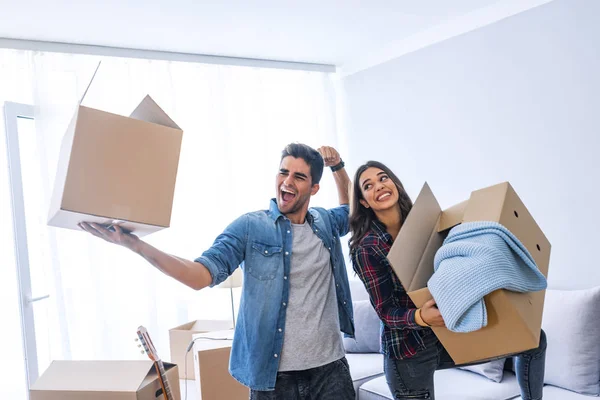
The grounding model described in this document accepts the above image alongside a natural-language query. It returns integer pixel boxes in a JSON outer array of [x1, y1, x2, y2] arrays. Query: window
[[2, 50, 340, 400]]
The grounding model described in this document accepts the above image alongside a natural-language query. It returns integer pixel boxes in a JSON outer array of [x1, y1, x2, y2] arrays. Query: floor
[[180, 379, 199, 400]]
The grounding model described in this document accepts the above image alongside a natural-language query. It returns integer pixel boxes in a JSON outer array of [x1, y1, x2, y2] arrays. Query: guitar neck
[[155, 360, 173, 400]]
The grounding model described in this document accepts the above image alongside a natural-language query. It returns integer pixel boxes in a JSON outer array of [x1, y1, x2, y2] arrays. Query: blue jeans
[[249, 357, 355, 400], [384, 330, 547, 400]]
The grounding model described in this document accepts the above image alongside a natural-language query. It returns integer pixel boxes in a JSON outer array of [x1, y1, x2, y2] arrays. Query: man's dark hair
[[280, 143, 324, 185]]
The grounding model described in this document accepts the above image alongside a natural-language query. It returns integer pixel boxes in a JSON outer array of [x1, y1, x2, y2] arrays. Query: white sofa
[[345, 280, 600, 400]]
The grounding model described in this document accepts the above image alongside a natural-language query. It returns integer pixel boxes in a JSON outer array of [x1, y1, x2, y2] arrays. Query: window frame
[[4, 101, 44, 393]]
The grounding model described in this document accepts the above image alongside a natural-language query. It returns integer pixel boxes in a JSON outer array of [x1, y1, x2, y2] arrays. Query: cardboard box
[[192, 330, 249, 400], [388, 182, 551, 364], [48, 65, 183, 237], [30, 360, 181, 400], [169, 320, 233, 380]]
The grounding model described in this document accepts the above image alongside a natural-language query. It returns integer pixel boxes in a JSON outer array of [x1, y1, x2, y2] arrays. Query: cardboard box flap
[[31, 360, 155, 392], [497, 184, 551, 274], [78, 61, 102, 106], [138, 362, 176, 390], [170, 320, 233, 333], [190, 320, 233, 331], [387, 183, 442, 292], [437, 200, 468, 232], [462, 182, 551, 273], [416, 227, 446, 291], [171, 321, 197, 331], [462, 182, 508, 224], [47, 111, 79, 224], [437, 183, 509, 233], [130, 95, 181, 130]]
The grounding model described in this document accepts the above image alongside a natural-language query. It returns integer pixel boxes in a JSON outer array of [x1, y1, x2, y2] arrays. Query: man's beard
[[280, 193, 309, 215]]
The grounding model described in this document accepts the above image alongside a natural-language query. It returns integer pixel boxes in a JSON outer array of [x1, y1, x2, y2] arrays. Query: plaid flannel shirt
[[351, 220, 429, 359]]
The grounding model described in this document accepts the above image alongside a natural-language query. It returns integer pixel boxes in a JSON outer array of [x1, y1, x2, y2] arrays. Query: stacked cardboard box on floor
[[169, 319, 233, 380], [192, 330, 249, 400]]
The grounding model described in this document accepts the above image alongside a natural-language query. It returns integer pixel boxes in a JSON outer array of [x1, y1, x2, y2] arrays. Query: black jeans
[[384, 330, 547, 400], [250, 357, 355, 400]]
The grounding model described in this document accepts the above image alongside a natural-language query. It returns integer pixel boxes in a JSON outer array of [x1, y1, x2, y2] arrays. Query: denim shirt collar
[[268, 198, 314, 225]]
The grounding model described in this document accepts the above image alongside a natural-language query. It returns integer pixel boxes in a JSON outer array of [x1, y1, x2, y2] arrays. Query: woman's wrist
[[415, 308, 431, 327]]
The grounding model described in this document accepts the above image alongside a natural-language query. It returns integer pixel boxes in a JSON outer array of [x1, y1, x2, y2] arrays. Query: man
[[79, 143, 356, 399]]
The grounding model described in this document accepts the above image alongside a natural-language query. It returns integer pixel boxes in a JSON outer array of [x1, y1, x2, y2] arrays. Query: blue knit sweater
[[428, 221, 547, 333]]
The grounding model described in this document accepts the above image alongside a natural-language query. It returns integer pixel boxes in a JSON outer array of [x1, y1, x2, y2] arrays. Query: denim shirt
[[195, 199, 355, 390]]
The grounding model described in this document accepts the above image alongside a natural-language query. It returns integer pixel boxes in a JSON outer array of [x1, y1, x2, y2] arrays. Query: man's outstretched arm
[[78, 223, 213, 290]]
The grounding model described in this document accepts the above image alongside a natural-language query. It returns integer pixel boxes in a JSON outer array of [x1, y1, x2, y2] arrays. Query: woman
[[349, 161, 546, 400]]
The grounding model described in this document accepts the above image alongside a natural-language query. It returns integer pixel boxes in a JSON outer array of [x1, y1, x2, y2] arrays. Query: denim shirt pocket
[[247, 241, 283, 281]]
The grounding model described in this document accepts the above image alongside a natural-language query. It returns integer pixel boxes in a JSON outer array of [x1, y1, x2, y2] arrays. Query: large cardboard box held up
[[30, 360, 181, 400], [192, 330, 249, 400], [47, 68, 183, 237], [169, 319, 233, 380], [387, 182, 551, 365]]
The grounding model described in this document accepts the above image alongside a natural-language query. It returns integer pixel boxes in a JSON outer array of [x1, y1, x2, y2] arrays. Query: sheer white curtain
[[1, 48, 340, 384], [0, 48, 35, 400]]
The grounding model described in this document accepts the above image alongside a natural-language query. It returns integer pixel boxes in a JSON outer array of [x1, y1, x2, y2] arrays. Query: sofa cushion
[[345, 353, 384, 396], [513, 384, 596, 400], [350, 279, 370, 301], [344, 300, 381, 353], [358, 369, 521, 400], [542, 286, 600, 395], [459, 359, 506, 383]]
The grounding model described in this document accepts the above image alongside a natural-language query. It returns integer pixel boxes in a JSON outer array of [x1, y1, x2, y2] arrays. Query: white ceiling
[[0, 0, 552, 72]]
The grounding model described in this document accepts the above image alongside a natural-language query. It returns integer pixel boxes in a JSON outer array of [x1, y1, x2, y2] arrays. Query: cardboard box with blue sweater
[[387, 182, 550, 365]]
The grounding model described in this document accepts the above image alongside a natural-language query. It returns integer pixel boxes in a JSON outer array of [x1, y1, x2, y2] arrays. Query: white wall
[[340, 0, 600, 289]]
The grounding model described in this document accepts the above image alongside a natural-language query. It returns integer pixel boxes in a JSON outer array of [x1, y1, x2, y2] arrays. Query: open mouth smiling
[[281, 187, 297, 202], [376, 192, 391, 202]]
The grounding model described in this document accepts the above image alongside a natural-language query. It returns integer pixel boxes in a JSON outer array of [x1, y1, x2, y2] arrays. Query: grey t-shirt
[[278, 221, 345, 371]]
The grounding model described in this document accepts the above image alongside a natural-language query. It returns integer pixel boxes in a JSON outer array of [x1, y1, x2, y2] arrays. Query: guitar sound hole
[[155, 388, 163, 398]]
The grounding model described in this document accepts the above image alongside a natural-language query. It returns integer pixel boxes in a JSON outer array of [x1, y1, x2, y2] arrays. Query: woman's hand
[[420, 299, 445, 327]]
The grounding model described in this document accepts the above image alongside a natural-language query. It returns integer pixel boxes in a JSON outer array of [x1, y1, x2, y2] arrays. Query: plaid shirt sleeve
[[352, 244, 422, 330]]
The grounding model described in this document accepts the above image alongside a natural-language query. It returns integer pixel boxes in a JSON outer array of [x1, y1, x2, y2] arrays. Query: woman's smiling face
[[358, 167, 399, 213]]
